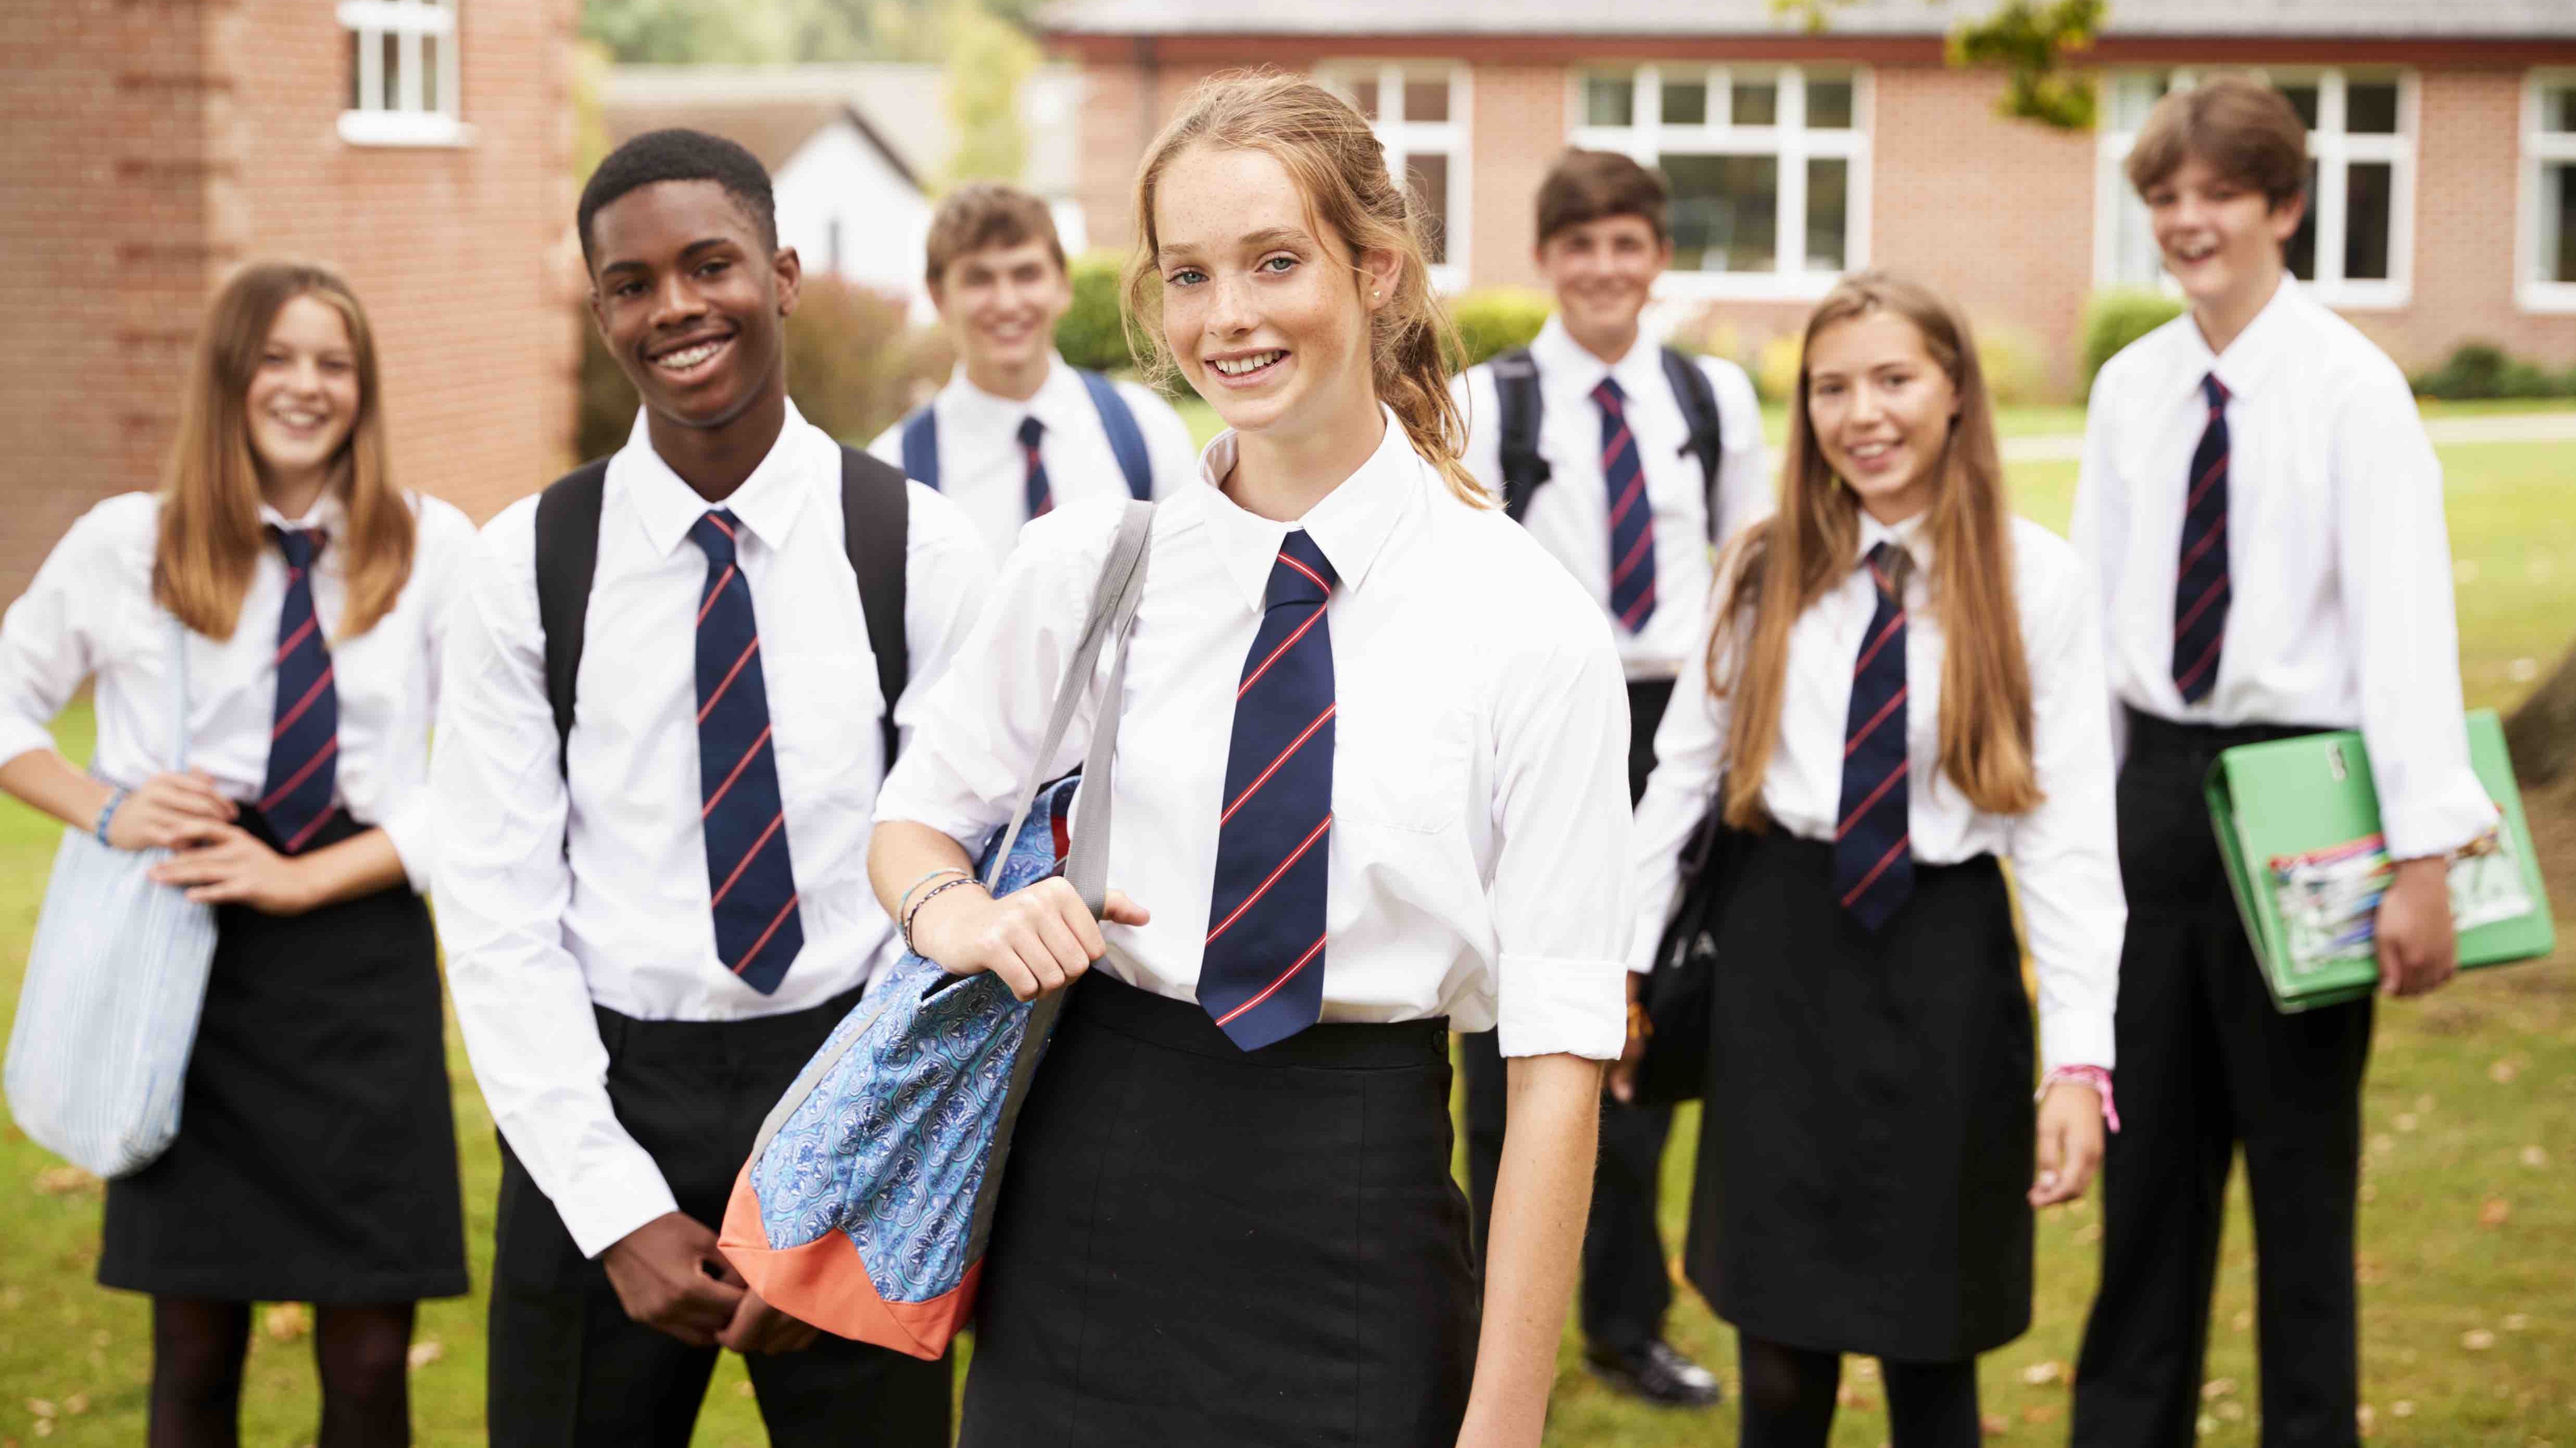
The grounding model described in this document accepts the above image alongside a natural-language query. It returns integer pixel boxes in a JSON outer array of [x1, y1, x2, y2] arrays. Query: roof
[[1039, 0, 2576, 40], [602, 63, 1085, 197]]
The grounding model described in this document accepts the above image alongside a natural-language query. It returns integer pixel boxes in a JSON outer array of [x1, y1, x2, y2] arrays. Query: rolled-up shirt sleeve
[[0, 501, 122, 770], [2331, 375, 2495, 860], [2007, 538, 2126, 1073], [431, 501, 676, 1260], [1486, 596, 1631, 1061]]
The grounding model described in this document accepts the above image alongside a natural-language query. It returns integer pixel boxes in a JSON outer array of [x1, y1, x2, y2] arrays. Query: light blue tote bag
[[4, 619, 222, 1178]]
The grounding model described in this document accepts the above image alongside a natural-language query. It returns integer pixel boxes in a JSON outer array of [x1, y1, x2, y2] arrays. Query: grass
[[3, 433, 2572, 1445]]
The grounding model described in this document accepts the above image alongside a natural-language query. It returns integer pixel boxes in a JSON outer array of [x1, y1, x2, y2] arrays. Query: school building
[[1041, 0, 2576, 398], [0, 0, 581, 601]]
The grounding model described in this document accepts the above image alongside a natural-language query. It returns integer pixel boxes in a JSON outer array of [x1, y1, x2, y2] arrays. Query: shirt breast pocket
[[1332, 692, 1471, 836], [761, 645, 886, 786]]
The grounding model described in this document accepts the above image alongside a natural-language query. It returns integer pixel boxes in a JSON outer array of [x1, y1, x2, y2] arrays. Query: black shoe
[[1584, 1338, 1723, 1408]]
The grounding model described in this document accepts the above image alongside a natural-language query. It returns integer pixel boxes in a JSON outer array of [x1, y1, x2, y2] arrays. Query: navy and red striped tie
[[1018, 414, 1054, 520], [688, 510, 802, 994], [1835, 542, 1913, 931], [258, 527, 338, 853], [1595, 377, 1657, 633], [1201, 530, 1337, 1051], [2172, 373, 2231, 704]]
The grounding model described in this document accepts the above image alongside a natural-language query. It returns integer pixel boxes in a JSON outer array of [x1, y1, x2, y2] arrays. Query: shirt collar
[[620, 399, 823, 558], [1191, 405, 1417, 613], [943, 352, 1078, 436], [1852, 508, 1933, 575], [1528, 312, 1664, 402], [258, 487, 348, 537], [2179, 272, 2298, 403]]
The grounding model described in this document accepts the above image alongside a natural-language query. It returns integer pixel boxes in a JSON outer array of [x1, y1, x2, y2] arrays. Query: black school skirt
[[1685, 828, 2034, 1363], [99, 811, 467, 1304], [959, 971, 1479, 1448]]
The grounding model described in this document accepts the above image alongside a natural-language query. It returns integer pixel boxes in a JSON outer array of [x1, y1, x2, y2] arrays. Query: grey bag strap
[[168, 616, 192, 772], [981, 499, 1154, 909]]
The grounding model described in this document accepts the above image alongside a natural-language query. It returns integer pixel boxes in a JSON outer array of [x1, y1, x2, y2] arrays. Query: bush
[[573, 277, 950, 459], [1975, 323, 2047, 407], [1447, 287, 1553, 368], [1753, 332, 1803, 405], [1055, 251, 1132, 375], [2080, 288, 2185, 397], [2410, 341, 2576, 400]]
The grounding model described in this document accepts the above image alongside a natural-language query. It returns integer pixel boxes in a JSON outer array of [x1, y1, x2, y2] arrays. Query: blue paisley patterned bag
[[720, 501, 1152, 1358]]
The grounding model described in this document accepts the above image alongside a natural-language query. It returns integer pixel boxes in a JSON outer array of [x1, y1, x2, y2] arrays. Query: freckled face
[[1152, 143, 1386, 443], [1802, 309, 1958, 524], [243, 294, 361, 484]]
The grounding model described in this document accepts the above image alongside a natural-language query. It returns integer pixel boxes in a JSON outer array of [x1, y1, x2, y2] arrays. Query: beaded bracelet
[[2035, 1065, 2121, 1134], [896, 865, 970, 923], [901, 875, 986, 956], [94, 787, 131, 846]]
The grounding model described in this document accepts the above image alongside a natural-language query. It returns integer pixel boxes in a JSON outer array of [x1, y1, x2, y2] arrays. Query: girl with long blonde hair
[[0, 261, 475, 1446], [869, 71, 1631, 1445], [1621, 272, 2126, 1446]]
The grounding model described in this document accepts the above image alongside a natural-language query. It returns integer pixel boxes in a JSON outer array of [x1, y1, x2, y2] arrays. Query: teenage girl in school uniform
[[0, 261, 472, 1446], [1621, 272, 2125, 1447], [869, 72, 1632, 1448]]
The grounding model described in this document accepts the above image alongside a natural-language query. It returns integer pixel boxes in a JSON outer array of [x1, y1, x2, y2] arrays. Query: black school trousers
[[1461, 676, 1676, 1353], [2073, 711, 2373, 1448], [485, 986, 952, 1448]]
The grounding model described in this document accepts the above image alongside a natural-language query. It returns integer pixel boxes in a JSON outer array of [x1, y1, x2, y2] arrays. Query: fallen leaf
[[2232, 1309, 2253, 1333], [2370, 1133, 2395, 1155], [33, 1421, 53, 1440], [2491, 1059, 2521, 1083], [263, 1303, 310, 1343], [1981, 1413, 2009, 1437], [2076, 1222, 2104, 1243], [31, 1167, 98, 1198], [2359, 1402, 2377, 1438], [2021, 1404, 2063, 1425], [2481, 1198, 2512, 1229], [2504, 1314, 2531, 1331], [2523, 1146, 2549, 1168], [2220, 1402, 2246, 1422], [2394, 1401, 2417, 1418], [405, 1340, 443, 1370], [2197, 1415, 2219, 1435], [1853, 1359, 1880, 1381], [2394, 1113, 2419, 1133], [2021, 1360, 2065, 1386], [736, 1380, 755, 1398], [21, 1404, 53, 1421], [1837, 1384, 1878, 1411], [58, 1399, 82, 1418], [2202, 1377, 2238, 1401], [2463, 1329, 2498, 1351]]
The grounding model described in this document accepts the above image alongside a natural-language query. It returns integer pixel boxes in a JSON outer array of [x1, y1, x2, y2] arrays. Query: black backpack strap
[[1489, 347, 1550, 522], [839, 445, 910, 765], [532, 458, 612, 776], [1660, 348, 1726, 543]]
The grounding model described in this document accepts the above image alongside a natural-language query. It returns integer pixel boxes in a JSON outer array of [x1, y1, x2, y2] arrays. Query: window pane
[[2343, 160, 2393, 281], [1805, 157, 1849, 272], [2346, 81, 2398, 134], [2278, 82, 2320, 130], [1807, 78, 1855, 129], [2285, 158, 2321, 281], [381, 31, 400, 110], [422, 33, 440, 114], [2112, 185, 2162, 286], [2548, 86, 2576, 134], [1407, 154, 1450, 266], [1350, 79, 1379, 122], [1586, 75, 1634, 127], [1731, 80, 1779, 126], [348, 28, 364, 110], [1664, 154, 1777, 273], [2548, 162, 2576, 283], [1403, 78, 1448, 124], [1662, 81, 1707, 126], [2110, 72, 2169, 131]]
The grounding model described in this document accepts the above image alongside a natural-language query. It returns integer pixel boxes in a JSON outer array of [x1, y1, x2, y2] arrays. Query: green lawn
[[3, 433, 2571, 1445]]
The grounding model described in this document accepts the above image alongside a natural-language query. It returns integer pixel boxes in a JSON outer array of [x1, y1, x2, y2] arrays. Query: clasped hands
[[117, 769, 319, 915]]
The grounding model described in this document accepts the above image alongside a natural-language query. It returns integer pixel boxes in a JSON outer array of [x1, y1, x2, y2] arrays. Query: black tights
[[149, 1298, 418, 1448], [1737, 1334, 1981, 1448]]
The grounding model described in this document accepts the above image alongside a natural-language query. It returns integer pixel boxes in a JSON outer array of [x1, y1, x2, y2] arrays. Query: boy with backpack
[[871, 183, 1199, 561], [433, 129, 990, 1446], [1450, 146, 1771, 1409]]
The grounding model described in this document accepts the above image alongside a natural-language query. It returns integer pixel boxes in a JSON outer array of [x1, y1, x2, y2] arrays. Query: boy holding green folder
[[2066, 77, 2498, 1448]]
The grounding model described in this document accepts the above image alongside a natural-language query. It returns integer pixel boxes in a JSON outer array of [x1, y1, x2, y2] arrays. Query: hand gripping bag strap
[[1075, 369, 1156, 501]]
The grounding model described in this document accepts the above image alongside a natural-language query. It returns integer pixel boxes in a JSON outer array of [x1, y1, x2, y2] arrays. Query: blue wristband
[[94, 787, 131, 846]]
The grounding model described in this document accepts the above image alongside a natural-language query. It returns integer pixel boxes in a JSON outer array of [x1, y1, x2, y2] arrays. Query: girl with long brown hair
[[0, 261, 473, 1445], [1620, 272, 2125, 1447], [869, 71, 1630, 1445]]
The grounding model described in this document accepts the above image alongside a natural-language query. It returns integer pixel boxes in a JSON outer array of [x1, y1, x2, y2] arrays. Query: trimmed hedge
[[1447, 287, 1554, 368], [2080, 288, 2185, 397], [2411, 342, 2576, 400], [1055, 251, 1133, 375]]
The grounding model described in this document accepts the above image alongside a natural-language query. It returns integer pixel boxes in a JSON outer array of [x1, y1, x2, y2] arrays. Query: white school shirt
[[1628, 511, 2126, 1072], [2071, 278, 2493, 861], [874, 407, 1636, 1061], [1453, 316, 1774, 681], [0, 488, 474, 893], [431, 402, 994, 1258], [866, 352, 1201, 563]]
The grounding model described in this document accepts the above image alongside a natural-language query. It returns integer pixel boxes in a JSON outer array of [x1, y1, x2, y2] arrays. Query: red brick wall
[[1465, 65, 1559, 292], [0, 0, 580, 605]]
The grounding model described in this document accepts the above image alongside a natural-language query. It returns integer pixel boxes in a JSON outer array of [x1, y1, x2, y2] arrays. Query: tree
[[940, 0, 1038, 188], [1770, 0, 2108, 131]]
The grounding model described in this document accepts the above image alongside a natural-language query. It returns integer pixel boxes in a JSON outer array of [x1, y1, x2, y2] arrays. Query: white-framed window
[[1317, 62, 1472, 293], [1566, 65, 1870, 301], [2095, 68, 2414, 309], [337, 0, 466, 147], [2517, 70, 2576, 312]]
